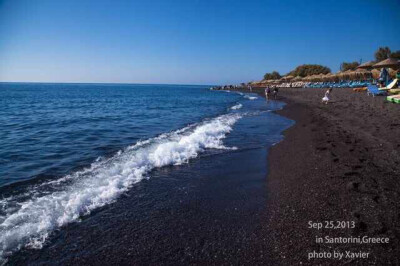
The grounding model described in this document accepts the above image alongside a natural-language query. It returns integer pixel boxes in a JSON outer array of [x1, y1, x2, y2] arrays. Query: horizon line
[[0, 81, 218, 87]]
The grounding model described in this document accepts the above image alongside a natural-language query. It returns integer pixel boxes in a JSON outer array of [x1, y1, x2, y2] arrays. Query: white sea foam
[[0, 113, 241, 261], [230, 103, 242, 110], [244, 95, 257, 100]]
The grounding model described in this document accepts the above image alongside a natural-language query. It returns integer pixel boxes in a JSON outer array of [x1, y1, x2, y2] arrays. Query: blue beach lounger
[[367, 85, 387, 96]]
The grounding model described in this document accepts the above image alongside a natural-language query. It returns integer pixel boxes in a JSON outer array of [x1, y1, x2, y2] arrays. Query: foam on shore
[[0, 113, 241, 261], [244, 95, 257, 100], [230, 103, 243, 110]]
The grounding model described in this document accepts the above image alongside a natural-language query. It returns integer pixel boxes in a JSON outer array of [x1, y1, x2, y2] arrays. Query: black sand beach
[[257, 87, 400, 265]]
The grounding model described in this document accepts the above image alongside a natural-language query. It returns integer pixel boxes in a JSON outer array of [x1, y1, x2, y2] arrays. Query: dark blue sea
[[0, 83, 292, 264]]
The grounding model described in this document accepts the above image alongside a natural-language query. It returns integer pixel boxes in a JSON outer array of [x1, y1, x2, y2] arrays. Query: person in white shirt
[[322, 88, 332, 104]]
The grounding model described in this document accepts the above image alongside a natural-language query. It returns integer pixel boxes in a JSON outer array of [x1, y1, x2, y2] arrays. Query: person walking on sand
[[265, 87, 271, 100], [322, 88, 332, 104], [273, 87, 279, 99], [379, 67, 389, 87]]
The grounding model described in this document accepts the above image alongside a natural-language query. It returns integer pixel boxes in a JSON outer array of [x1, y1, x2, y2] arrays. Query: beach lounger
[[387, 95, 400, 103], [379, 79, 398, 91], [367, 85, 387, 96], [387, 95, 396, 102], [353, 87, 367, 92], [389, 88, 400, 94]]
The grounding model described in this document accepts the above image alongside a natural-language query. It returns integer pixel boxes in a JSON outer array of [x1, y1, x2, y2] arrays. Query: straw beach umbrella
[[371, 69, 380, 79], [283, 75, 294, 81], [332, 71, 342, 81], [310, 74, 323, 82], [353, 68, 371, 80], [307, 75, 316, 82], [357, 61, 375, 70], [322, 73, 334, 82], [340, 70, 353, 80], [346, 70, 358, 80], [305, 75, 314, 82], [348, 70, 358, 80], [317, 73, 326, 81], [373, 58, 400, 70], [388, 68, 397, 79], [330, 73, 339, 82], [338, 70, 347, 80]]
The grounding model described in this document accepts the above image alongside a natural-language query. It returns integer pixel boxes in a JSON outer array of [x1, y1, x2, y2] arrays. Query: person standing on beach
[[379, 68, 389, 87], [322, 88, 332, 104], [265, 87, 271, 99], [273, 87, 279, 99]]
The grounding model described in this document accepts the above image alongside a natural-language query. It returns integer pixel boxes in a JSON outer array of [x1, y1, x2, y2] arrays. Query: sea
[[0, 83, 293, 264]]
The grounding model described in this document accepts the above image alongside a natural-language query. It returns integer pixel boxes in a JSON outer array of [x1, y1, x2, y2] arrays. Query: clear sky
[[0, 0, 399, 85]]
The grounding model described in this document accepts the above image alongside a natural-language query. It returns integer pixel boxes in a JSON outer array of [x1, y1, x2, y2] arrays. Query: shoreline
[[245, 87, 400, 264]]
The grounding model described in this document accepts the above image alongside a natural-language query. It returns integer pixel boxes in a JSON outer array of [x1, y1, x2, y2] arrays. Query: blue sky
[[0, 0, 399, 85]]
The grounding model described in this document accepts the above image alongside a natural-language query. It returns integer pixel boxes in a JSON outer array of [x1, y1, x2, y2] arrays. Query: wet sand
[[251, 87, 400, 265]]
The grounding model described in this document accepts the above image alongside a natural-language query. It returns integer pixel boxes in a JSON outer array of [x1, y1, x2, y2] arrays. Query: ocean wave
[[244, 95, 257, 100], [0, 113, 241, 261], [230, 103, 242, 110]]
